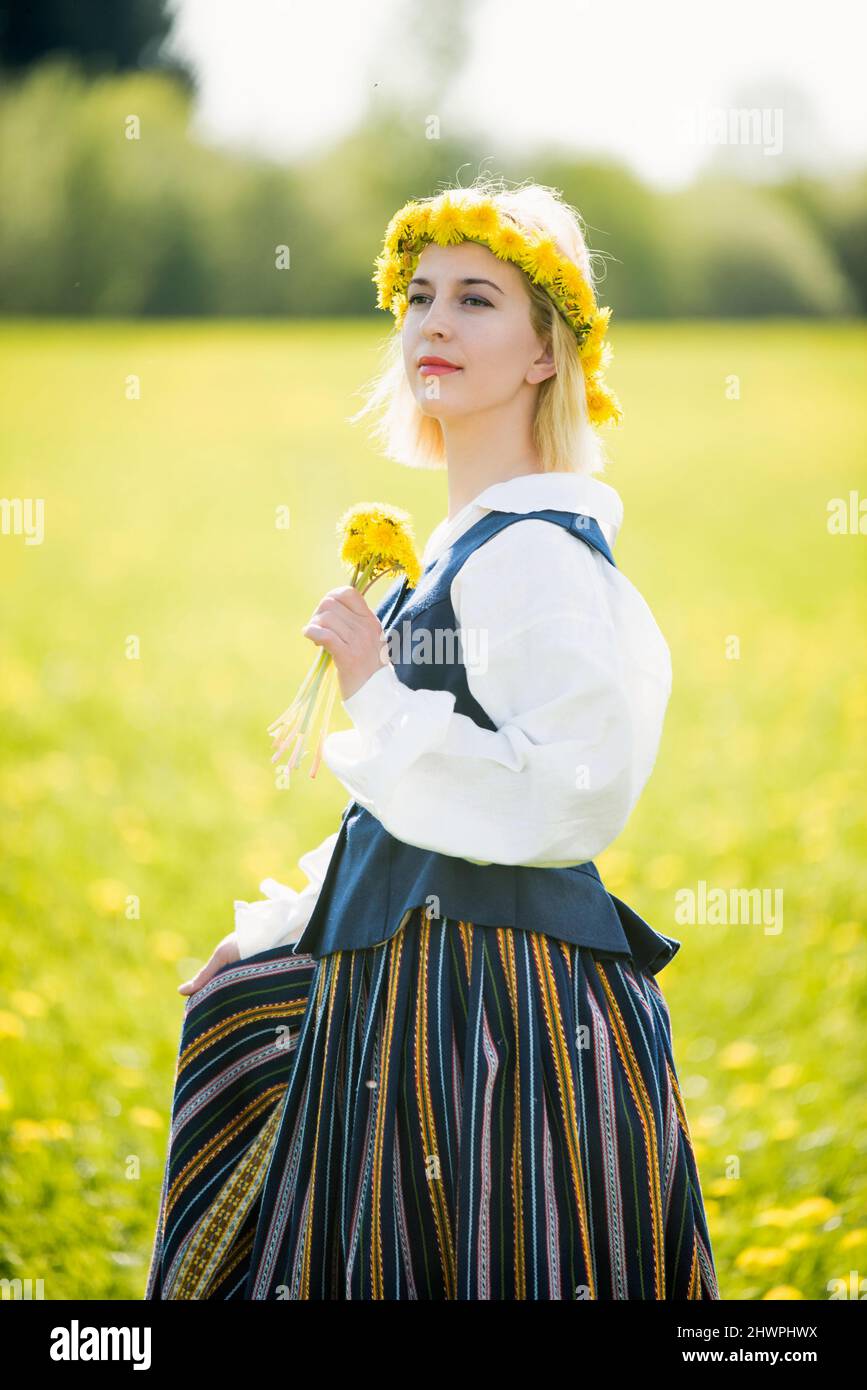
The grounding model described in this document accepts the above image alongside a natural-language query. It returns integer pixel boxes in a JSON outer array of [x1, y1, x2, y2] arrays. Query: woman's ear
[[527, 340, 556, 385]]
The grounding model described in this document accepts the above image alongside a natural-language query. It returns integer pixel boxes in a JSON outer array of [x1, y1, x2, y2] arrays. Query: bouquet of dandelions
[[267, 503, 422, 779]]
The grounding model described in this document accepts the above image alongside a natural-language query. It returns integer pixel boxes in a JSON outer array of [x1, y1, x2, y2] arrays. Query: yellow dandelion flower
[[130, 1107, 164, 1130], [398, 203, 431, 247], [704, 1177, 736, 1198], [153, 931, 187, 963], [87, 878, 127, 915], [43, 1118, 73, 1140], [461, 202, 501, 240], [336, 503, 422, 589], [767, 1064, 803, 1089], [10, 991, 46, 1018], [756, 1207, 799, 1228], [559, 260, 589, 299], [782, 1232, 812, 1251], [12, 1118, 52, 1147], [382, 206, 412, 252], [429, 197, 465, 245], [580, 307, 612, 362], [789, 1196, 838, 1225], [736, 1246, 788, 1272], [771, 1117, 799, 1140], [838, 1229, 867, 1250], [487, 223, 527, 261], [373, 253, 401, 310], [762, 1285, 805, 1300], [730, 1081, 766, 1109], [719, 1039, 760, 1070], [0, 1011, 24, 1039], [583, 374, 623, 427], [522, 236, 561, 285]]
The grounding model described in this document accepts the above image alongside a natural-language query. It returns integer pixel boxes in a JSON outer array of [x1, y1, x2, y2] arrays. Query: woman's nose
[[420, 305, 452, 339]]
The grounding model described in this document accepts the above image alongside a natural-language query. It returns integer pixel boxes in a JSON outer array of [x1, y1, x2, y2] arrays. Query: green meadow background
[[1, 317, 865, 1300]]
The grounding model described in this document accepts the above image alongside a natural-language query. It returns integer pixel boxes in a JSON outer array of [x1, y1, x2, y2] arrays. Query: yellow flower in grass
[[789, 1196, 838, 1225], [719, 1039, 760, 1069], [11, 991, 46, 1018], [11, 1117, 72, 1148], [783, 1232, 812, 1251], [704, 1177, 736, 1198], [767, 1063, 803, 1089], [756, 1208, 793, 1228], [267, 503, 422, 780], [838, 1229, 867, 1251], [130, 1107, 163, 1130], [736, 1246, 788, 1272], [730, 1081, 765, 1109]]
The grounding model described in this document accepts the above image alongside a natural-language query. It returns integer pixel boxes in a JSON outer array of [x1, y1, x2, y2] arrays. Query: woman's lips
[[418, 363, 462, 375]]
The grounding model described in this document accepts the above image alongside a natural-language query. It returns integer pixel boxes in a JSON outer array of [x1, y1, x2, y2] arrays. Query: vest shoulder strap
[[376, 508, 616, 629]]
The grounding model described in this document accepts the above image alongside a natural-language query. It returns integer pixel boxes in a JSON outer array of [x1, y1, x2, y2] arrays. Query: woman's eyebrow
[[408, 276, 504, 295]]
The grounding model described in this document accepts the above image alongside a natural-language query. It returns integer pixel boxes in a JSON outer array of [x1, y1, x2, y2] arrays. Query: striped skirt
[[145, 909, 720, 1300]]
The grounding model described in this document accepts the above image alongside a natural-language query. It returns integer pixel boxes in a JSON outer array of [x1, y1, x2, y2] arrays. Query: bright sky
[[165, 0, 867, 189]]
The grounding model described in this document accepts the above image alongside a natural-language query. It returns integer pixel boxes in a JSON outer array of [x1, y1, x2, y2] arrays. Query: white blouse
[[233, 471, 672, 959]]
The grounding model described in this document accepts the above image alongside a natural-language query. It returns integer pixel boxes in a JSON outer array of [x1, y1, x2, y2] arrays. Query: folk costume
[[145, 193, 720, 1301]]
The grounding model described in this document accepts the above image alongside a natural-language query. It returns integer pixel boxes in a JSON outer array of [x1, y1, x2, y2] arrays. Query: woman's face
[[400, 240, 555, 420]]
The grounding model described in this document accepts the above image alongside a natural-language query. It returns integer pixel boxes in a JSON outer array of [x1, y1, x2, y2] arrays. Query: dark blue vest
[[291, 508, 680, 976]]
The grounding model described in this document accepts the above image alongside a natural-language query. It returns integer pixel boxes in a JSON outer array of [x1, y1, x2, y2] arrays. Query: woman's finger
[[302, 619, 350, 653], [303, 601, 357, 645], [178, 941, 238, 996], [178, 962, 217, 996], [327, 585, 371, 615]]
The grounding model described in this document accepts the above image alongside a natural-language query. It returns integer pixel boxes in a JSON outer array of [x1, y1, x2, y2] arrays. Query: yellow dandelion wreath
[[372, 192, 623, 429]]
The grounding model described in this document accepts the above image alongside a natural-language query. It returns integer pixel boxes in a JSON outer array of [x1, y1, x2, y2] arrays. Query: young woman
[[145, 178, 720, 1301]]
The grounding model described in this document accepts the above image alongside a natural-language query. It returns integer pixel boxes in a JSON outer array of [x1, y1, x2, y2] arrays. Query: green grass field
[[1, 318, 865, 1300]]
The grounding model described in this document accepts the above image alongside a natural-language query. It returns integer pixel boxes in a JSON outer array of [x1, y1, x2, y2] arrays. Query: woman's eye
[[407, 294, 491, 308]]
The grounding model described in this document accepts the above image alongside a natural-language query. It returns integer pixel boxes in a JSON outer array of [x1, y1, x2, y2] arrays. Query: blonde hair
[[349, 174, 614, 477]]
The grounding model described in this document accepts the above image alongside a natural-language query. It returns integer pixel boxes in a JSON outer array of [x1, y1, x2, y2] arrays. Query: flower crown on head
[[372, 192, 623, 429]]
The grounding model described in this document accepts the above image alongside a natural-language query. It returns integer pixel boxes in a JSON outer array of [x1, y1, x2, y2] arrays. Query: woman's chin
[[413, 392, 467, 422]]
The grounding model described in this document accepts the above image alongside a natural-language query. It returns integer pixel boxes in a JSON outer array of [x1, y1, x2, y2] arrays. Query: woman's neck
[[440, 406, 545, 521], [445, 453, 545, 521]]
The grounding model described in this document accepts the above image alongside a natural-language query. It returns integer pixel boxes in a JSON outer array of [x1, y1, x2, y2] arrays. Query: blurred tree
[[0, 0, 193, 88], [777, 172, 867, 313], [0, 57, 862, 318], [660, 174, 856, 317]]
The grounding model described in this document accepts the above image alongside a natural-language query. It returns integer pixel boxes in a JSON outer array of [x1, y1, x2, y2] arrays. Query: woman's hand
[[178, 931, 240, 996], [302, 585, 390, 701]]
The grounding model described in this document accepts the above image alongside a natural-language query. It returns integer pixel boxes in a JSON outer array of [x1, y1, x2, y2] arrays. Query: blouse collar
[[422, 471, 624, 567]]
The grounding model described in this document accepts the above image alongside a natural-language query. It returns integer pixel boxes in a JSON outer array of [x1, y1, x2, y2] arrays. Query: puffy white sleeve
[[320, 519, 672, 867], [232, 829, 340, 959]]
